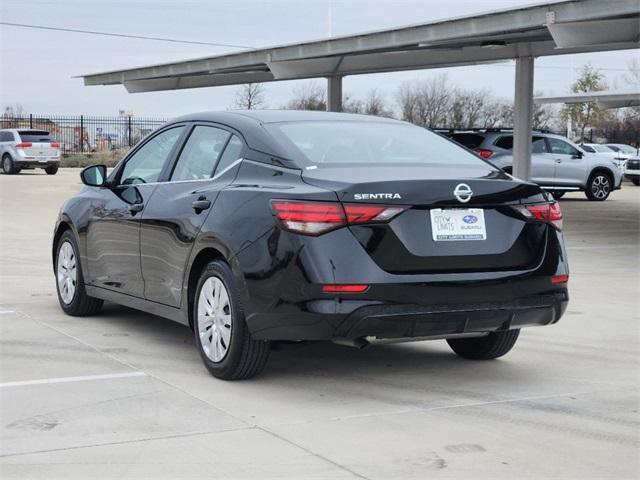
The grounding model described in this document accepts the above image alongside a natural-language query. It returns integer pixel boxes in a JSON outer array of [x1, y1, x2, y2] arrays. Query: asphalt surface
[[1, 169, 638, 479]]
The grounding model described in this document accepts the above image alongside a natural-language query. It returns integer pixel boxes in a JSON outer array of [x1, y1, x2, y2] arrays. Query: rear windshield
[[266, 121, 494, 169], [18, 130, 51, 142]]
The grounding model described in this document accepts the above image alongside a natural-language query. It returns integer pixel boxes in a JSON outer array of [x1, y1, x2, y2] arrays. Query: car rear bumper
[[246, 290, 568, 341], [14, 158, 59, 168]]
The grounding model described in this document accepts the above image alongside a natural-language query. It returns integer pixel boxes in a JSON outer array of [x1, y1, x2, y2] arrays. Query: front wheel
[[194, 260, 270, 380], [447, 330, 520, 360], [55, 230, 103, 316], [585, 172, 612, 201], [632, 178, 640, 186], [45, 165, 59, 175]]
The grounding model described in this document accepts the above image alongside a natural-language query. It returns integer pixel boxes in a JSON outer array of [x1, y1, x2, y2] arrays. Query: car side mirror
[[80, 164, 107, 187], [573, 151, 583, 159]]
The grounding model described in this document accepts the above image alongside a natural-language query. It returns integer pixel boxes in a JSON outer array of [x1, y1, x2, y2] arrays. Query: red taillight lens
[[271, 200, 407, 236], [551, 274, 569, 284], [322, 284, 369, 293], [270, 200, 345, 235], [15, 142, 32, 148], [474, 148, 494, 159], [513, 202, 563, 230], [50, 142, 60, 148]]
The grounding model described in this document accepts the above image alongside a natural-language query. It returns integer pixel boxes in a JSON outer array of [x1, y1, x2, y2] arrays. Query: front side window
[[171, 126, 230, 181], [267, 121, 495, 169], [548, 138, 578, 156], [120, 127, 184, 184]]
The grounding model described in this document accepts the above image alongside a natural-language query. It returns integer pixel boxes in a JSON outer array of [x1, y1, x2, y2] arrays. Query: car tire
[[55, 230, 103, 316], [194, 260, 270, 380], [632, 178, 640, 186], [551, 192, 565, 200], [2, 154, 19, 175], [45, 165, 59, 175], [447, 329, 520, 360], [585, 172, 612, 201]]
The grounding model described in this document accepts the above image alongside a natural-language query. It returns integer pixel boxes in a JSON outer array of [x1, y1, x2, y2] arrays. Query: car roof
[[171, 109, 402, 125]]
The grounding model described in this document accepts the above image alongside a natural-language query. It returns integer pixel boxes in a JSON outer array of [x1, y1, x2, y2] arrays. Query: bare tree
[[231, 83, 266, 110], [286, 82, 326, 111], [3, 103, 25, 117], [362, 89, 393, 117], [396, 75, 453, 128], [448, 89, 487, 128]]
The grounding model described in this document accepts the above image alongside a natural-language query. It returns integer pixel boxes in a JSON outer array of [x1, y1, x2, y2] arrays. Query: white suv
[[0, 129, 61, 175], [442, 129, 623, 201]]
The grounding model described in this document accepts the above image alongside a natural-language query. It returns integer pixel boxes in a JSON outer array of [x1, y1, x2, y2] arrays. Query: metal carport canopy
[[535, 90, 640, 109], [80, 0, 640, 180]]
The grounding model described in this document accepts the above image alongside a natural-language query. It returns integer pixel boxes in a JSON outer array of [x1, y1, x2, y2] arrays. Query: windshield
[[266, 121, 496, 170], [591, 144, 612, 153]]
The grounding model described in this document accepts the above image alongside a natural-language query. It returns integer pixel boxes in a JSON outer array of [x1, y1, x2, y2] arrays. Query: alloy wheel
[[591, 175, 610, 200], [3, 157, 10, 174], [197, 277, 233, 362], [57, 241, 77, 304]]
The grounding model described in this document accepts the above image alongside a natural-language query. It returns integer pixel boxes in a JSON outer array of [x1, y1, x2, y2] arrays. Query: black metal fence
[[0, 114, 168, 154]]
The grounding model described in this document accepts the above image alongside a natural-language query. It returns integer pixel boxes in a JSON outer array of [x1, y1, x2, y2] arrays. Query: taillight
[[50, 142, 60, 148], [474, 148, 494, 159], [15, 142, 32, 148], [513, 202, 563, 230], [322, 284, 369, 293], [551, 274, 569, 284], [270, 200, 407, 236]]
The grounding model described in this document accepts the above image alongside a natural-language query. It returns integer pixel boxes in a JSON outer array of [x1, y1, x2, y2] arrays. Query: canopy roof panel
[[80, 0, 640, 93]]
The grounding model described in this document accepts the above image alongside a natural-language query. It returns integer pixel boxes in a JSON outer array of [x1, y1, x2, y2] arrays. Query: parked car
[[0, 129, 60, 175], [581, 143, 627, 169], [624, 157, 640, 185], [606, 143, 639, 157], [439, 128, 622, 201], [53, 111, 569, 380]]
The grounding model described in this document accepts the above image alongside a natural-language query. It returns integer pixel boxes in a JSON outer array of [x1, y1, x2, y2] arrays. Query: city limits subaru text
[[53, 111, 569, 379]]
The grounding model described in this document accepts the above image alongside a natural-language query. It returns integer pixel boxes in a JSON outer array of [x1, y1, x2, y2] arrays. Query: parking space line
[[0, 371, 146, 388]]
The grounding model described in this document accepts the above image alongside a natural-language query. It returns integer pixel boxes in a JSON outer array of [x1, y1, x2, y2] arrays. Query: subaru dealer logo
[[462, 215, 478, 224], [453, 183, 473, 203]]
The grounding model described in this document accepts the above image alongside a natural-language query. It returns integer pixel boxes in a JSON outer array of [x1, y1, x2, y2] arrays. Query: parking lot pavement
[[0, 169, 638, 479]]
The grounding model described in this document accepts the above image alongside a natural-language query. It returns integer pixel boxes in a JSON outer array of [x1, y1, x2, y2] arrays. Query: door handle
[[555, 159, 563, 163], [129, 203, 144, 215], [192, 197, 211, 213]]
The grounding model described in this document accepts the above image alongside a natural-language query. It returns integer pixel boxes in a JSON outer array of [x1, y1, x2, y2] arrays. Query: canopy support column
[[513, 56, 535, 181], [327, 75, 343, 112]]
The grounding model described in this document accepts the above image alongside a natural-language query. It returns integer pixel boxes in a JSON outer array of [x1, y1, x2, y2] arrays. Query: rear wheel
[[2, 154, 18, 175], [585, 172, 612, 201], [55, 230, 103, 316], [447, 330, 520, 360], [194, 260, 270, 380], [551, 192, 565, 200], [45, 165, 59, 175]]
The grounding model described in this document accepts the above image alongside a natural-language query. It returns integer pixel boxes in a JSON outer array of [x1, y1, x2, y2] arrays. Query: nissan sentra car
[[52, 111, 569, 379]]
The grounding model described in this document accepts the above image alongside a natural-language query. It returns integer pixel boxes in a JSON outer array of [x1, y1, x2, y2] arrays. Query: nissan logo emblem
[[454, 183, 473, 203]]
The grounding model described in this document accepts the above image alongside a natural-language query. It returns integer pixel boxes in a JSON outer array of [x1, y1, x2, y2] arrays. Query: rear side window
[[267, 121, 494, 169], [0, 132, 14, 142], [215, 135, 243, 175], [494, 135, 547, 153], [494, 136, 513, 150], [449, 133, 485, 149], [171, 126, 230, 181], [18, 131, 50, 142]]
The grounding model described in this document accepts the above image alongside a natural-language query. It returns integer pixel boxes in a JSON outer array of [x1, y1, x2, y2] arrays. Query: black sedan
[[53, 110, 569, 379]]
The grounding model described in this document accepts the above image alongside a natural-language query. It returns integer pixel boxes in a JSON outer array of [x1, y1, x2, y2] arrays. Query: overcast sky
[[1, 0, 637, 117]]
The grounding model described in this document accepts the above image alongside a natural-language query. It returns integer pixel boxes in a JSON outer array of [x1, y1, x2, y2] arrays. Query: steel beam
[[513, 56, 534, 181]]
